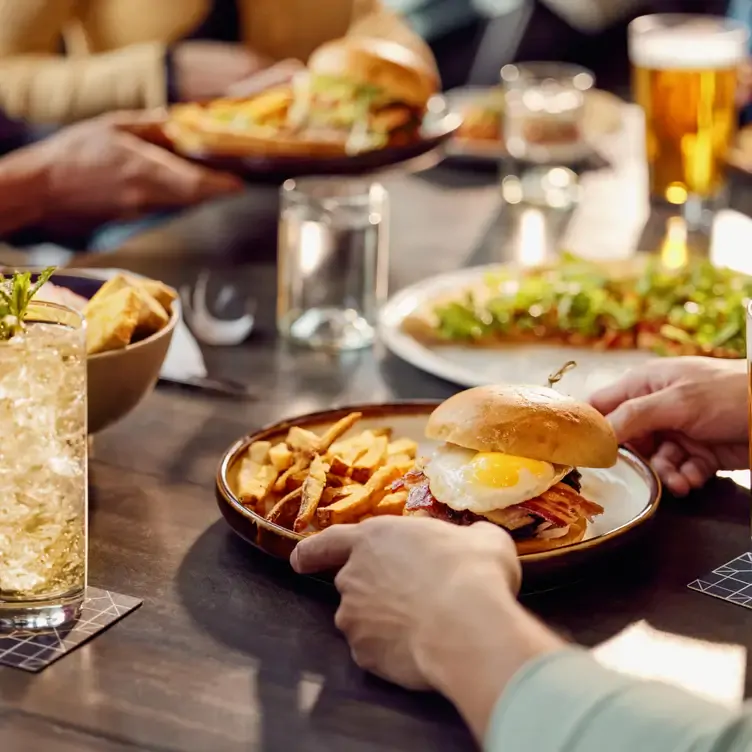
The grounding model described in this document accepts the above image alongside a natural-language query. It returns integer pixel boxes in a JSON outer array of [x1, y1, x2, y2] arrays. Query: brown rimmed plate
[[181, 96, 461, 182], [215, 402, 661, 581]]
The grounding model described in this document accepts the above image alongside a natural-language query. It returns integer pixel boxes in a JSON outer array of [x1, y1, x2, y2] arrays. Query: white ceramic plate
[[444, 86, 625, 163], [217, 403, 661, 575], [379, 265, 657, 400]]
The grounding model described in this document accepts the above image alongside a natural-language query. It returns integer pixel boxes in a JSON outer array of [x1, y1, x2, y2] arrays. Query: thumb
[[606, 389, 686, 444], [192, 166, 244, 197]]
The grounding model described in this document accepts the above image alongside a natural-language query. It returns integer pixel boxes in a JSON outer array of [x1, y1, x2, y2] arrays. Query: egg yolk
[[466, 452, 551, 488]]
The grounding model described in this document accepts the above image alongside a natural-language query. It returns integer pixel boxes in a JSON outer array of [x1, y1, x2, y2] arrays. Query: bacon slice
[[400, 469, 603, 532], [519, 483, 604, 527]]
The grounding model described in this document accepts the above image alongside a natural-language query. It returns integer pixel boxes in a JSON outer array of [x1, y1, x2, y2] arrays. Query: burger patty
[[394, 468, 601, 538]]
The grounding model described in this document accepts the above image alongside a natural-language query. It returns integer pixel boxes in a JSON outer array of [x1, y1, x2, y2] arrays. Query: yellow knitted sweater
[[0, 0, 433, 123]]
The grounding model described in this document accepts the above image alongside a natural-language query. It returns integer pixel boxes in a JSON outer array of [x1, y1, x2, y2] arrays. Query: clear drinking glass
[[0, 301, 88, 630], [277, 178, 389, 351], [629, 14, 749, 229], [500, 62, 594, 209]]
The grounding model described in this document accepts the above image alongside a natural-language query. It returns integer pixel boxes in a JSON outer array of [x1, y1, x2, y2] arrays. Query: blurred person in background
[[289, 357, 751, 752], [385, 0, 728, 94], [0, 110, 242, 251], [0, 0, 436, 254], [0, 0, 434, 125]]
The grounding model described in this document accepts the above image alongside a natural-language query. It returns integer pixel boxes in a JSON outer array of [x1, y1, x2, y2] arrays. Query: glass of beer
[[629, 14, 749, 228]]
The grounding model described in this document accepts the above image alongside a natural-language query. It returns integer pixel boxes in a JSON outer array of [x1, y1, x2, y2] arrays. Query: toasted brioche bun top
[[308, 37, 438, 108], [425, 384, 618, 468]]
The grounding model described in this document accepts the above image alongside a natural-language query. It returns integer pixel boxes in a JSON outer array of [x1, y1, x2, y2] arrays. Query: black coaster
[[688, 552, 752, 609], [0, 587, 142, 672]]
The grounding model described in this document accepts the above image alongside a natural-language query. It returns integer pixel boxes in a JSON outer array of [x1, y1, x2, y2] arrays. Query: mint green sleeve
[[486, 649, 752, 752]]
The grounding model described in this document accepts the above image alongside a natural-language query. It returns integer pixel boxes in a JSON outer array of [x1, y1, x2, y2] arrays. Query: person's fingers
[[107, 108, 170, 130], [678, 459, 712, 490], [625, 436, 657, 459], [652, 440, 686, 469], [665, 472, 692, 497], [650, 440, 691, 497], [190, 164, 245, 197], [588, 373, 653, 416], [126, 136, 243, 203], [605, 389, 689, 445], [468, 521, 522, 593], [291, 524, 362, 574]]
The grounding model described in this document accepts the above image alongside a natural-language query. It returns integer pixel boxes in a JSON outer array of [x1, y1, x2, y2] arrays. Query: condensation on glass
[[0, 301, 88, 630], [277, 178, 389, 351]]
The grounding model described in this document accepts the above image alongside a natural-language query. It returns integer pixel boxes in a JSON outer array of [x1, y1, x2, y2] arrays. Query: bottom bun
[[403, 508, 588, 555], [513, 517, 587, 556]]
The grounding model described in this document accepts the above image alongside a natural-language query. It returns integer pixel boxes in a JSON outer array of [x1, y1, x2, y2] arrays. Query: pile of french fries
[[84, 274, 177, 355], [234, 412, 418, 533]]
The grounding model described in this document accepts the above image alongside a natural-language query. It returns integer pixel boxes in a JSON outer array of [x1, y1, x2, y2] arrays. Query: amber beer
[[629, 15, 748, 204]]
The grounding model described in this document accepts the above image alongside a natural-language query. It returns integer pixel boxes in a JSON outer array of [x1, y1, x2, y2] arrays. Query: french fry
[[317, 465, 402, 527], [325, 473, 346, 488], [371, 427, 393, 439], [317, 412, 363, 451], [248, 440, 272, 465], [294, 455, 330, 532], [351, 435, 389, 483], [328, 436, 359, 457], [320, 484, 362, 507], [329, 455, 352, 477], [237, 456, 278, 510], [266, 488, 303, 526], [273, 456, 310, 492], [286, 426, 320, 454], [387, 438, 418, 459], [268, 442, 293, 471], [373, 491, 408, 516], [387, 453, 415, 474], [285, 470, 310, 493]]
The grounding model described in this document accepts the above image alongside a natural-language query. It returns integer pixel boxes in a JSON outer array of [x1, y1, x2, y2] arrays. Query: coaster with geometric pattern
[[687, 552, 752, 610], [0, 587, 141, 672]]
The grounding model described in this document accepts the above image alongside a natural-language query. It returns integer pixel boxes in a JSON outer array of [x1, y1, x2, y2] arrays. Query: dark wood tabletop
[[3, 109, 752, 751]]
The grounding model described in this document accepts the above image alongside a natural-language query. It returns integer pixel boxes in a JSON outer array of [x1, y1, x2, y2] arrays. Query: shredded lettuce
[[431, 255, 752, 357]]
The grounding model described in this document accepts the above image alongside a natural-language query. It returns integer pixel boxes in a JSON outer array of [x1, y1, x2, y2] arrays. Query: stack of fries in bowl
[[217, 411, 420, 558]]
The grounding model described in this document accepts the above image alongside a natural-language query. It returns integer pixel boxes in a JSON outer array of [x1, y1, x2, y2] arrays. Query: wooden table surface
[[3, 108, 752, 751]]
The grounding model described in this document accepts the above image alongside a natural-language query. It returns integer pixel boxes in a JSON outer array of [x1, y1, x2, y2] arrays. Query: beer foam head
[[629, 16, 749, 70]]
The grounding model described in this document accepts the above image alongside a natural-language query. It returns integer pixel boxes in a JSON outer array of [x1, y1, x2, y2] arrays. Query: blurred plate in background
[[444, 86, 625, 164]]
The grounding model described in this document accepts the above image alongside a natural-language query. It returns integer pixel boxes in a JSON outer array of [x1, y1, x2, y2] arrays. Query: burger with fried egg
[[395, 384, 617, 554]]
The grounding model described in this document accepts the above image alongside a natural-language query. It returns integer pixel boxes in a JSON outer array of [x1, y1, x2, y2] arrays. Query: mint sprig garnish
[[0, 267, 56, 340]]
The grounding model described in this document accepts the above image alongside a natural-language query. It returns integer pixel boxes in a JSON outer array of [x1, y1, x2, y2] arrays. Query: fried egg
[[424, 444, 571, 515]]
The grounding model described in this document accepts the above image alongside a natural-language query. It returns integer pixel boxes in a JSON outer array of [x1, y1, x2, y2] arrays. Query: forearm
[[414, 586, 565, 742], [0, 147, 48, 235], [487, 649, 752, 752], [0, 43, 167, 124]]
